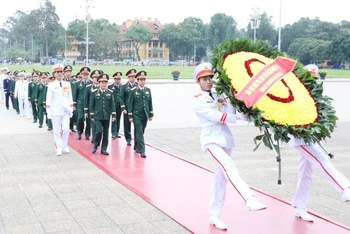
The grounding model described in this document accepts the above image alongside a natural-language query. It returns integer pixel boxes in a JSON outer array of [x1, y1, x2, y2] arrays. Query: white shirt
[[14, 79, 28, 100], [46, 80, 73, 117], [192, 90, 245, 151]]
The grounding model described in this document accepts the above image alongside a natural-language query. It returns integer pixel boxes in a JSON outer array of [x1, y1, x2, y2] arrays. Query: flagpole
[[278, 0, 282, 51]]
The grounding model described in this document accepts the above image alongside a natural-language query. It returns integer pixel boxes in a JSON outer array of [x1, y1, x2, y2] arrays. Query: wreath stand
[[262, 128, 335, 185]]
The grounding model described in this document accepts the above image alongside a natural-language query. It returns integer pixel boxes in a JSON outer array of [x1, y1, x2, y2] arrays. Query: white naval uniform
[[289, 135, 350, 209], [46, 80, 73, 151], [14, 79, 31, 117], [192, 90, 254, 218]]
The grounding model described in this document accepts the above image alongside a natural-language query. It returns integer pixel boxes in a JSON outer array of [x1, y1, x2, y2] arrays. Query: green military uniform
[[108, 72, 123, 139], [10, 74, 19, 114], [68, 78, 77, 131], [63, 65, 77, 132], [90, 74, 116, 155], [28, 80, 38, 122], [35, 81, 46, 127], [84, 82, 99, 143], [127, 71, 153, 158], [120, 80, 138, 144], [44, 80, 53, 130], [75, 79, 92, 139]]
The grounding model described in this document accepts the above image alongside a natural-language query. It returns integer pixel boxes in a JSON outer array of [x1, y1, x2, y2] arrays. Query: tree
[[178, 17, 206, 62], [287, 38, 330, 65], [125, 24, 152, 61], [158, 23, 182, 61], [328, 28, 350, 62], [207, 13, 237, 51]]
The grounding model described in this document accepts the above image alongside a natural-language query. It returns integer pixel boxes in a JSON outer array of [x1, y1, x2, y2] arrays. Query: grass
[[3, 65, 350, 79]]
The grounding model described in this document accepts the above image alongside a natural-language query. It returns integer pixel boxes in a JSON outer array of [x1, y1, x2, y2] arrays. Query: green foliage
[[207, 13, 237, 50], [125, 24, 153, 61], [211, 39, 338, 151]]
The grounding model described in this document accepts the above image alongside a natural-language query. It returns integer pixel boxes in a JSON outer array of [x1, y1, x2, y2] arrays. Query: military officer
[[44, 75, 54, 131], [84, 69, 101, 144], [63, 65, 77, 132], [127, 71, 153, 158], [192, 63, 266, 230], [46, 64, 73, 156], [3, 70, 14, 110], [28, 70, 39, 122], [10, 71, 20, 114], [75, 67, 92, 140], [120, 68, 138, 145], [108, 71, 123, 139], [90, 74, 116, 155], [35, 72, 49, 128]]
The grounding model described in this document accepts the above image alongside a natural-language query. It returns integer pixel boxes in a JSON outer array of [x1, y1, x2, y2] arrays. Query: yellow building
[[119, 18, 169, 61]]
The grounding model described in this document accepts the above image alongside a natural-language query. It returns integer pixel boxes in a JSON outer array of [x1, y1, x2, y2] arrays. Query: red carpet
[[68, 134, 350, 234]]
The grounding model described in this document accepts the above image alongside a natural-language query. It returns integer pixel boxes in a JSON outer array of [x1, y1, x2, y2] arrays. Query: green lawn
[[3, 65, 350, 79]]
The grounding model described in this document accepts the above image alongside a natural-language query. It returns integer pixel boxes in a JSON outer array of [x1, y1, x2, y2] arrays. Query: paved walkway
[[1, 79, 350, 233]]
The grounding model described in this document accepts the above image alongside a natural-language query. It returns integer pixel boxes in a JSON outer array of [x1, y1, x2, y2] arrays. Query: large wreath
[[211, 39, 337, 150]]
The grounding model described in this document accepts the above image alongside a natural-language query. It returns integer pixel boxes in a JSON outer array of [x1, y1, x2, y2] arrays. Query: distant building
[[119, 18, 169, 61], [60, 18, 169, 62]]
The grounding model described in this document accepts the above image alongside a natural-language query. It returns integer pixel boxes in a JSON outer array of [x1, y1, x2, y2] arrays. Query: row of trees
[[1, 0, 350, 64]]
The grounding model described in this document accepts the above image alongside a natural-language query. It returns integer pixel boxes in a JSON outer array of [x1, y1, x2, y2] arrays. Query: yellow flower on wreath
[[223, 52, 318, 126]]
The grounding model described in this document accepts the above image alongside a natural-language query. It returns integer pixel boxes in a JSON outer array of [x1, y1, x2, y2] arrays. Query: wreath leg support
[[264, 128, 282, 185], [316, 141, 334, 159]]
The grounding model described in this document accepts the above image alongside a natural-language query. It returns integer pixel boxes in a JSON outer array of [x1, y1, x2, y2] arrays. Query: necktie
[[209, 92, 214, 100], [59, 82, 62, 87]]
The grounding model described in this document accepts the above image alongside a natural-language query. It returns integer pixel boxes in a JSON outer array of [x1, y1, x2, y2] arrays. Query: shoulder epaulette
[[92, 89, 97, 92], [131, 87, 137, 91], [194, 93, 202, 98], [107, 88, 113, 92], [86, 84, 92, 87]]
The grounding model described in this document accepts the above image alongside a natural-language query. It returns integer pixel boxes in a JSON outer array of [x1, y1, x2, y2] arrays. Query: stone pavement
[[0, 104, 190, 233], [1, 79, 350, 233]]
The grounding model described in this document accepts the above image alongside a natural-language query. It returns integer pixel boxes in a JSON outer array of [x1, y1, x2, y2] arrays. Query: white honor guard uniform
[[288, 135, 350, 221], [46, 64, 73, 155], [192, 63, 266, 230], [14, 72, 30, 118]]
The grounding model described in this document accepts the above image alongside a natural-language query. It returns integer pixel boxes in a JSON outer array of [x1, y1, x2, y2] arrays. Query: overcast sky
[[1, 0, 349, 29]]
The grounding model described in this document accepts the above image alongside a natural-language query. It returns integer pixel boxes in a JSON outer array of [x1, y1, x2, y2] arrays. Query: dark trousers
[[5, 94, 14, 109], [123, 113, 132, 142], [31, 101, 38, 121], [14, 97, 19, 113], [38, 103, 45, 126], [111, 105, 122, 136], [91, 120, 96, 143], [77, 107, 91, 138], [133, 118, 148, 153], [70, 109, 77, 130], [94, 119, 110, 151]]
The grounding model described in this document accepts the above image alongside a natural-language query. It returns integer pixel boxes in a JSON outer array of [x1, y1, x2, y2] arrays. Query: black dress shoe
[[70, 128, 76, 132], [127, 141, 131, 146], [33, 120, 37, 123], [116, 135, 121, 138], [39, 125, 42, 128], [47, 128, 52, 131], [86, 137, 90, 140], [101, 150, 109, 155], [140, 152, 147, 158], [111, 135, 116, 139], [77, 134, 81, 140], [92, 145, 97, 153]]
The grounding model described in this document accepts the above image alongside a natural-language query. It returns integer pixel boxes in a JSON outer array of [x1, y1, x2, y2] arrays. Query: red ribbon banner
[[235, 56, 297, 107]]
